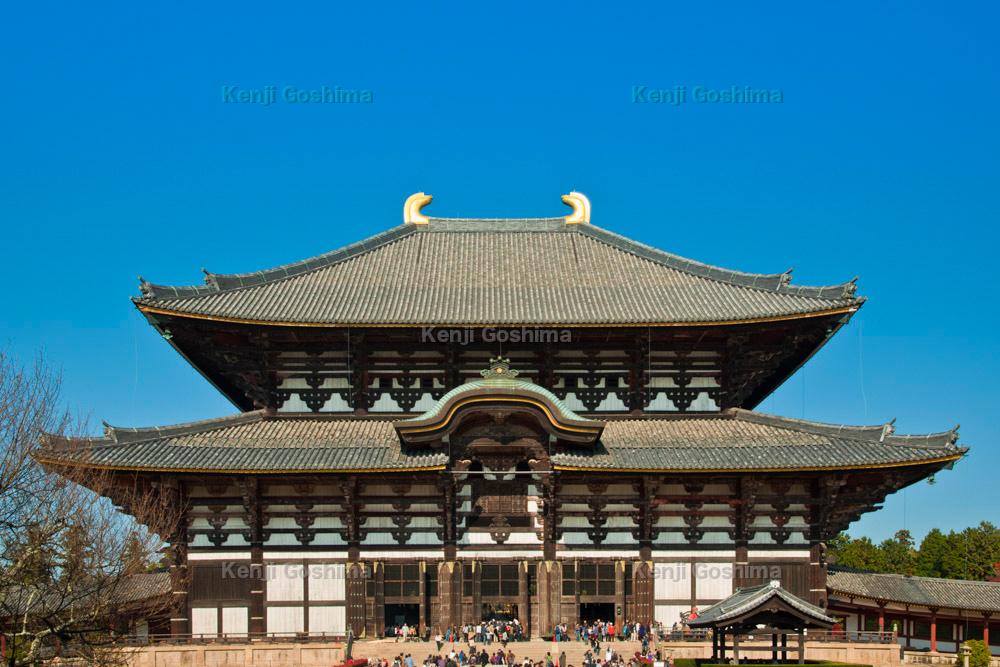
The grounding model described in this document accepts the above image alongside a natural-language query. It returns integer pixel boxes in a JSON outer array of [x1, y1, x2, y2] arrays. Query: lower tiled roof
[[827, 569, 1000, 613], [552, 410, 962, 471], [35, 409, 964, 474]]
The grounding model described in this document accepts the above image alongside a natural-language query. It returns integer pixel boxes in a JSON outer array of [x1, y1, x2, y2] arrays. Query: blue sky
[[1, 2, 997, 542]]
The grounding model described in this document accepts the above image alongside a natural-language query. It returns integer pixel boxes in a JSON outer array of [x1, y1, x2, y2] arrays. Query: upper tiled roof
[[828, 569, 1000, 613], [35, 408, 963, 474], [689, 580, 835, 627], [135, 217, 862, 326]]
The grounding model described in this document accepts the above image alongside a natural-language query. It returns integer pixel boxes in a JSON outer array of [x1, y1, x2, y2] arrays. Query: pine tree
[[915, 528, 948, 577]]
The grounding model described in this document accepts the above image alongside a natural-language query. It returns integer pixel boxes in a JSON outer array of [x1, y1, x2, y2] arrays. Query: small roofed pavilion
[[688, 580, 835, 664]]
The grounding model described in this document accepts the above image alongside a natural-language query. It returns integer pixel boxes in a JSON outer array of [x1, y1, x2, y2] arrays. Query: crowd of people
[[549, 620, 654, 648], [435, 619, 527, 647], [370, 645, 666, 667]]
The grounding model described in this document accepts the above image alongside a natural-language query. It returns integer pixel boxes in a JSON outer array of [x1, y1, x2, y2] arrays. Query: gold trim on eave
[[33, 454, 448, 475], [136, 304, 860, 329], [552, 453, 963, 474], [396, 396, 600, 435]]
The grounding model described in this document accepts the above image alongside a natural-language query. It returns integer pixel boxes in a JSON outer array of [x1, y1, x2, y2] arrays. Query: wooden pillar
[[930, 609, 938, 653], [772, 628, 779, 662], [615, 561, 626, 632], [373, 562, 385, 637], [797, 629, 805, 665], [249, 547, 265, 637], [983, 614, 991, 648], [878, 603, 886, 634], [719, 627, 727, 662], [733, 631, 741, 664], [346, 562, 366, 638], [437, 561, 462, 634], [542, 477, 558, 561], [536, 561, 562, 638], [809, 542, 828, 607], [168, 540, 189, 637], [518, 562, 530, 636], [418, 561, 427, 637], [781, 631, 788, 660]]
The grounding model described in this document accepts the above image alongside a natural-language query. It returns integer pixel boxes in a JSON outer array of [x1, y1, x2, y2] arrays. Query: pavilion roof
[[35, 408, 963, 474], [688, 580, 835, 628], [134, 215, 862, 327], [827, 569, 1000, 614]]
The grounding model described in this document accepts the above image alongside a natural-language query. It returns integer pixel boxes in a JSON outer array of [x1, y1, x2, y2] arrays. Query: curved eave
[[33, 453, 447, 476], [551, 452, 965, 474], [396, 393, 604, 444], [135, 301, 863, 329]]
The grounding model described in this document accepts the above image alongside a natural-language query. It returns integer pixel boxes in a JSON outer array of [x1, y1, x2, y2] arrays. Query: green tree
[[829, 534, 887, 572], [915, 528, 948, 577], [955, 640, 991, 667], [881, 529, 916, 575]]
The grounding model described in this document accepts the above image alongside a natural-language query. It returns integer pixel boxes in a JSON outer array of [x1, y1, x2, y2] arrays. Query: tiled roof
[[37, 412, 449, 472], [135, 218, 862, 326], [551, 409, 963, 471], [827, 569, 1000, 613], [117, 572, 171, 604], [690, 580, 834, 627], [36, 409, 963, 474]]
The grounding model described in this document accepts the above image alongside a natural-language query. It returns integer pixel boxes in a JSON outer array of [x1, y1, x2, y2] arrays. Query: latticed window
[[562, 563, 576, 596], [384, 563, 420, 597], [578, 562, 615, 596], [427, 566, 437, 597], [481, 563, 519, 597], [463, 562, 474, 597]]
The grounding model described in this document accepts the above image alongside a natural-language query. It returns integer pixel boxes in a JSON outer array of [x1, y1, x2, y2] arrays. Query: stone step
[[351, 639, 646, 664]]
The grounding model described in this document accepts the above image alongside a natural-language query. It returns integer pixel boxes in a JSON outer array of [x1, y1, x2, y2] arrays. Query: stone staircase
[[351, 639, 646, 665]]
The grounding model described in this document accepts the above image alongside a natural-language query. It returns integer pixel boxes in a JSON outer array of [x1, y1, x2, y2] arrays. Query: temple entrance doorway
[[579, 603, 615, 624], [482, 602, 518, 622], [384, 604, 420, 636]]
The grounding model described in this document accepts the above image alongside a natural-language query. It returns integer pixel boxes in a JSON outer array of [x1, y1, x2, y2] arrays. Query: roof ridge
[[832, 570, 1000, 587], [137, 225, 415, 300], [578, 223, 860, 301], [104, 410, 267, 444], [426, 216, 565, 223]]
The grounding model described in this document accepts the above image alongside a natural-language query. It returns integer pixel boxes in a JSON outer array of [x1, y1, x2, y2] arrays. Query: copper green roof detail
[[396, 357, 605, 444]]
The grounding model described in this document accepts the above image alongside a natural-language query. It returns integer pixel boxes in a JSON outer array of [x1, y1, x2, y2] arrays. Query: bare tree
[[0, 351, 178, 666]]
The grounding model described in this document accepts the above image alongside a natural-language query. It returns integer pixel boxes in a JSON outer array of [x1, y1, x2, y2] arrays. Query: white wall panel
[[655, 604, 689, 627], [693, 562, 733, 600], [266, 563, 304, 601], [308, 563, 346, 601], [266, 606, 304, 636], [222, 607, 248, 636], [191, 607, 218, 637], [309, 606, 346, 635], [653, 562, 690, 599]]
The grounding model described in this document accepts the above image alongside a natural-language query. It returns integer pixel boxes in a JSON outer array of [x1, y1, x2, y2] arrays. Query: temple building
[[36, 192, 966, 641]]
